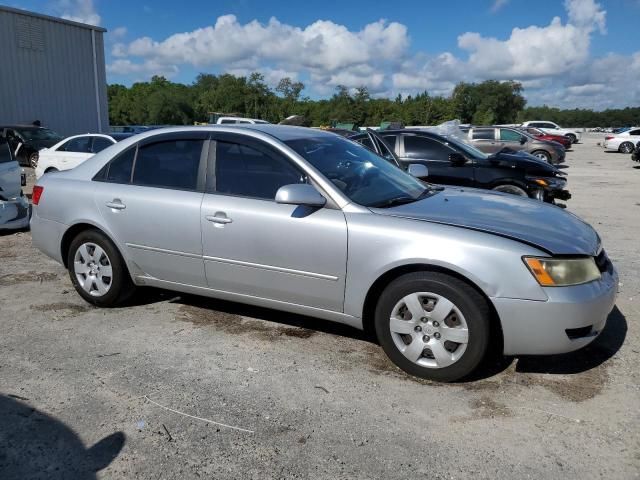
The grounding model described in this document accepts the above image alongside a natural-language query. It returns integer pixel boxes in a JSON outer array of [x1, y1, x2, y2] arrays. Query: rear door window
[[105, 148, 135, 184], [628, 129, 640, 136], [471, 129, 495, 140], [132, 139, 203, 191]]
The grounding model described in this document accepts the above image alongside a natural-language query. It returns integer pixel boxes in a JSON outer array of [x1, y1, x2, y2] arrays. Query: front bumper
[[0, 195, 30, 230], [493, 265, 618, 355]]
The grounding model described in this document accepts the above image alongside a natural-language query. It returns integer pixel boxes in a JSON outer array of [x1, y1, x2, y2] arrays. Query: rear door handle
[[206, 213, 232, 224], [105, 199, 126, 210]]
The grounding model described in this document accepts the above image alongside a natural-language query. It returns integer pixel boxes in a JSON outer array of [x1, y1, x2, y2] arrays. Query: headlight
[[523, 257, 601, 286], [526, 176, 566, 189]]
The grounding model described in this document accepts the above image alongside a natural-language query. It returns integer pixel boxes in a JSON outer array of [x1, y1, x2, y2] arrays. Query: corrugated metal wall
[[0, 7, 109, 136]]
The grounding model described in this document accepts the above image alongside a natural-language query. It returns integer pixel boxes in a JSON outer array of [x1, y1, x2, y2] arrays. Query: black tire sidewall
[[374, 272, 490, 382], [67, 229, 132, 307]]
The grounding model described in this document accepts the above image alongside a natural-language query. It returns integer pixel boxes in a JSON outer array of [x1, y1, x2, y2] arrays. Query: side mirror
[[448, 152, 467, 166], [519, 136, 527, 145], [407, 164, 429, 178], [275, 184, 326, 207]]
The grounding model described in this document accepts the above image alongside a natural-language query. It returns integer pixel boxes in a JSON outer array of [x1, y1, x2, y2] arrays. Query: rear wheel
[[67, 229, 136, 307], [492, 184, 528, 197], [619, 142, 634, 154], [531, 150, 551, 162], [375, 272, 490, 382]]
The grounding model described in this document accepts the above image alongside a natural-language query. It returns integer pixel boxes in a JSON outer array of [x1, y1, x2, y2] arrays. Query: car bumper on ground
[[493, 265, 618, 356], [0, 195, 30, 230]]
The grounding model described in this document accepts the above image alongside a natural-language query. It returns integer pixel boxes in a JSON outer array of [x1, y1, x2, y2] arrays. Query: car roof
[[0, 125, 46, 130]]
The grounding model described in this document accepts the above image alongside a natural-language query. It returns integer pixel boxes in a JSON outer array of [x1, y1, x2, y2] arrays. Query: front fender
[[343, 213, 549, 319]]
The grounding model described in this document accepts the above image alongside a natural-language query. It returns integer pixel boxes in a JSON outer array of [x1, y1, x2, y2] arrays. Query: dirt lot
[[1, 133, 639, 479]]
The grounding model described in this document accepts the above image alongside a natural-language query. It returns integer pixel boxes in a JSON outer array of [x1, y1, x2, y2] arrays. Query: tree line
[[107, 73, 640, 128]]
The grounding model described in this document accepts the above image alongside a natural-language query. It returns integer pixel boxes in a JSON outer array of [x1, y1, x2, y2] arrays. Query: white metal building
[[0, 6, 109, 136]]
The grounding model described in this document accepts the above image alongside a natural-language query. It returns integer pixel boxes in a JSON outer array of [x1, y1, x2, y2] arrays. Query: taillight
[[604, 135, 614, 140], [32, 185, 44, 205]]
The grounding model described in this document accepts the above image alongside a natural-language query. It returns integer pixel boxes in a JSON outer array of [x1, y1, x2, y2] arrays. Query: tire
[[374, 272, 491, 382], [619, 142, 634, 154], [67, 229, 136, 307], [531, 150, 551, 163], [29, 152, 39, 169], [566, 134, 577, 144], [492, 184, 528, 197]]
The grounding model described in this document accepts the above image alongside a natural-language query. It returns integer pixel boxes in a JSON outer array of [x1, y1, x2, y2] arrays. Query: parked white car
[[521, 121, 581, 144], [215, 117, 269, 125], [602, 127, 640, 153], [35, 133, 128, 179]]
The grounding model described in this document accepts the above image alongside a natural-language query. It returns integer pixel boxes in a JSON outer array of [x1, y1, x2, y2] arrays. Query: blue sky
[[13, 0, 640, 109]]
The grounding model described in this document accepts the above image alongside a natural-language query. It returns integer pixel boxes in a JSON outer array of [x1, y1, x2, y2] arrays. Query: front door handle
[[105, 199, 126, 210], [206, 213, 232, 224]]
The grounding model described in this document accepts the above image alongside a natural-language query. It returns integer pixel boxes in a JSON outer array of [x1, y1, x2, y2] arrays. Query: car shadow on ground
[[0, 394, 125, 479], [132, 289, 626, 382], [132, 288, 373, 343]]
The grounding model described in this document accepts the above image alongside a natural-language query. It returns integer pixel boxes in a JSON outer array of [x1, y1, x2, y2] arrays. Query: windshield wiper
[[369, 188, 432, 208]]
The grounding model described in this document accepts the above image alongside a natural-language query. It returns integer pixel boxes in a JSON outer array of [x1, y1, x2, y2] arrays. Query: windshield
[[444, 136, 489, 159], [15, 128, 62, 142], [285, 135, 429, 208]]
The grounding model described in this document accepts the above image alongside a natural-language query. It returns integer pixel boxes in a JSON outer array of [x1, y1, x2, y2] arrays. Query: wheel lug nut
[[434, 332, 441, 339], [414, 326, 422, 332], [420, 317, 428, 323], [433, 321, 440, 327], [422, 335, 430, 342]]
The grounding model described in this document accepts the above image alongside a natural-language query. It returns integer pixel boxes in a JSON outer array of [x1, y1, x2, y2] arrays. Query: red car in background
[[521, 127, 572, 149]]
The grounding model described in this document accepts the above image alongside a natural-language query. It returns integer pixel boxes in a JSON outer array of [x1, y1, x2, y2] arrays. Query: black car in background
[[0, 125, 63, 167], [351, 129, 570, 204]]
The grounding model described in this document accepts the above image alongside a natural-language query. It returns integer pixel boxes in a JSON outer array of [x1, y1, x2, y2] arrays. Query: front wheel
[[375, 272, 491, 382], [566, 134, 577, 144], [67, 229, 136, 307], [492, 184, 528, 197], [619, 142, 634, 154]]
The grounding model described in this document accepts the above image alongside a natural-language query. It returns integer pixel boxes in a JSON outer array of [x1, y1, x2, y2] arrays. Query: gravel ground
[[1, 133, 639, 479]]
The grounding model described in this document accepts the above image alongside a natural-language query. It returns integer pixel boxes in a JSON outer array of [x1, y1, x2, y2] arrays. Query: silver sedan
[[30, 126, 618, 381]]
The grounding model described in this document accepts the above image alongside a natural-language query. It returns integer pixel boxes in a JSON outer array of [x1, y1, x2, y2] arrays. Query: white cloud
[[491, 0, 509, 13], [109, 15, 408, 91], [110, 26, 127, 39], [57, 0, 101, 26], [105, 1, 640, 110]]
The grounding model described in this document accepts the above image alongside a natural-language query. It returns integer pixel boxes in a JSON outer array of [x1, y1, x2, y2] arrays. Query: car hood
[[370, 187, 599, 255], [489, 150, 559, 172]]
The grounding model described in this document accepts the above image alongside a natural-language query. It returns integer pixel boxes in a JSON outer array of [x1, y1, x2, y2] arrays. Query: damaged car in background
[[30, 125, 616, 382], [351, 124, 570, 205], [0, 138, 30, 230]]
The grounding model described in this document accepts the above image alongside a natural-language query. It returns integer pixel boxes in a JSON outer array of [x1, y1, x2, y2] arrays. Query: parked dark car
[[0, 125, 64, 167], [350, 129, 570, 204]]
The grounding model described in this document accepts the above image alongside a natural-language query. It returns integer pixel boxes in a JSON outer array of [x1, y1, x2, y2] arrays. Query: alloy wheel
[[29, 152, 39, 168], [389, 292, 469, 369], [73, 242, 113, 297]]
